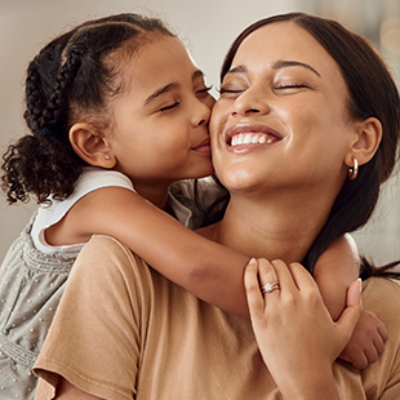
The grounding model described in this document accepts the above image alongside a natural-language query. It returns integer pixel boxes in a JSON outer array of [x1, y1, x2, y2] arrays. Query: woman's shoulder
[[71, 235, 153, 294], [363, 275, 400, 294], [76, 234, 146, 268], [362, 277, 400, 312], [362, 277, 400, 326]]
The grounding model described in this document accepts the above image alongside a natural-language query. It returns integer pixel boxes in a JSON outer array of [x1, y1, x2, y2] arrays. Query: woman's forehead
[[231, 21, 338, 76]]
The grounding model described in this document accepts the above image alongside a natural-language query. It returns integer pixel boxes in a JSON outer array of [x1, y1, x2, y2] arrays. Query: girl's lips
[[192, 138, 211, 155], [225, 124, 283, 147]]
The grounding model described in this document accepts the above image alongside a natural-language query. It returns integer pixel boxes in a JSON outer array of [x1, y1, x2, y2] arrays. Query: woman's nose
[[231, 89, 270, 117]]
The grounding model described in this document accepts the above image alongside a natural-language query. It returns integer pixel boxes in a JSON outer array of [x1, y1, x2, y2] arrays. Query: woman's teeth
[[231, 133, 273, 147]]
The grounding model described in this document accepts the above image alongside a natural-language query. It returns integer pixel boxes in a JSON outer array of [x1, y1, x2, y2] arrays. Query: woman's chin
[[219, 173, 265, 195]]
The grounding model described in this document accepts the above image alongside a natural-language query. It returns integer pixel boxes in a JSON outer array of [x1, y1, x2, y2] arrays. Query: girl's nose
[[192, 98, 212, 126]]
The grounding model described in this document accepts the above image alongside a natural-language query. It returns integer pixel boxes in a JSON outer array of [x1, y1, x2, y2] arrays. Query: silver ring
[[261, 282, 280, 294]]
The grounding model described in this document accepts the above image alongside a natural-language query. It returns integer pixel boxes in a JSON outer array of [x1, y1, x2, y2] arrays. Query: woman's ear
[[344, 117, 382, 168], [69, 123, 116, 169]]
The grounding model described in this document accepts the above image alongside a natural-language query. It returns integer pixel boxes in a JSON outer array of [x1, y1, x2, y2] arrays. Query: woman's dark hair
[[220, 13, 400, 277], [1, 13, 173, 204]]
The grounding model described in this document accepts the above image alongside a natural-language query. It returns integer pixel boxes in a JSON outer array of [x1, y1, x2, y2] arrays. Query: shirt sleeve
[[169, 176, 229, 228], [34, 235, 152, 400]]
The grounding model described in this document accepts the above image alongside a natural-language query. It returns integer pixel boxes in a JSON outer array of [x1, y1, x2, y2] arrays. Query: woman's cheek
[[210, 103, 228, 142]]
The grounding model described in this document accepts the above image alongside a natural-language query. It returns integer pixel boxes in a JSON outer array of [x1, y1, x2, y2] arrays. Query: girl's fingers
[[378, 321, 389, 342], [373, 335, 385, 356], [364, 344, 379, 365]]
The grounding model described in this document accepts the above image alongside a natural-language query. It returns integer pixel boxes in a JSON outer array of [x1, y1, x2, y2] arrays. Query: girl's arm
[[46, 186, 251, 318], [313, 234, 360, 321], [244, 258, 362, 400], [313, 234, 388, 369]]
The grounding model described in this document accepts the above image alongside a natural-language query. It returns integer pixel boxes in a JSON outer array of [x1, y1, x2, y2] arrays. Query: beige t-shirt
[[34, 235, 400, 400]]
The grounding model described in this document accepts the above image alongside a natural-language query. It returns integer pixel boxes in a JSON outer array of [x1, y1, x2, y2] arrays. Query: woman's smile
[[225, 123, 282, 153]]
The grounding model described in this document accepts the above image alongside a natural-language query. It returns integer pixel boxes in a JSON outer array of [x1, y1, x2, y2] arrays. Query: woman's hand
[[244, 258, 362, 399]]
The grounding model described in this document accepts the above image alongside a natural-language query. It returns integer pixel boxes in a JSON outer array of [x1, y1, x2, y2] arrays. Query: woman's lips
[[225, 124, 282, 149]]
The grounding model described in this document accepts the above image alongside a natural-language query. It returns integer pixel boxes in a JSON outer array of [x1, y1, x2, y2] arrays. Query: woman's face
[[211, 21, 357, 196], [106, 36, 214, 185]]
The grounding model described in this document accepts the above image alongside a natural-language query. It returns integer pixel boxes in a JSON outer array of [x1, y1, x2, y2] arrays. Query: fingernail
[[357, 278, 362, 292], [249, 258, 257, 265]]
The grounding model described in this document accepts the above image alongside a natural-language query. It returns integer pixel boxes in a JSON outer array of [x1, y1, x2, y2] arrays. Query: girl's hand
[[244, 258, 362, 399], [339, 309, 388, 369]]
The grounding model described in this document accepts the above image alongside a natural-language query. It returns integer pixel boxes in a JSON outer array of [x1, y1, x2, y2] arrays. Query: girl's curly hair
[[1, 13, 173, 204]]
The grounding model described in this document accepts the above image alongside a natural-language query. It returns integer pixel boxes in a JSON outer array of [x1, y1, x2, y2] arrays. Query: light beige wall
[[1, 0, 399, 266]]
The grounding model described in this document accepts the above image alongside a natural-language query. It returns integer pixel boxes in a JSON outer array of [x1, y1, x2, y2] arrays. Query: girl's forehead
[[124, 36, 195, 77], [110, 36, 202, 103]]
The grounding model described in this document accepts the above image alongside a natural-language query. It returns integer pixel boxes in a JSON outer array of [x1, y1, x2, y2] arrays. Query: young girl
[[0, 13, 386, 399]]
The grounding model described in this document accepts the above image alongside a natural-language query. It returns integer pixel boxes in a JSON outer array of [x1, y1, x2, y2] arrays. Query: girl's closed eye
[[159, 101, 180, 112], [196, 85, 213, 97]]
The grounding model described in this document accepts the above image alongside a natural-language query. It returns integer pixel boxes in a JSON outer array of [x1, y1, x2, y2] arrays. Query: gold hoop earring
[[348, 158, 358, 180]]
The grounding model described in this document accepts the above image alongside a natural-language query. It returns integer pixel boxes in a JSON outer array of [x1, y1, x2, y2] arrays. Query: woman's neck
[[206, 190, 335, 265]]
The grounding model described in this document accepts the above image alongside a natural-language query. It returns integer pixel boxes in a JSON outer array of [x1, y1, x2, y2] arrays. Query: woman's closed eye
[[218, 86, 245, 98], [274, 82, 310, 92]]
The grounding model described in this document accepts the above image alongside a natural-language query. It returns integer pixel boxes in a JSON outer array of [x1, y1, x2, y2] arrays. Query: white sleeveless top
[[31, 167, 135, 254]]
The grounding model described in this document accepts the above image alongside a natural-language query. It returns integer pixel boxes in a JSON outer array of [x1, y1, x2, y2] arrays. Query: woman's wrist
[[279, 363, 340, 400]]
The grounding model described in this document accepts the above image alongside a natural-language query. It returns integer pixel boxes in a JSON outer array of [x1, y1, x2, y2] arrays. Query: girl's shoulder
[[75, 167, 135, 193], [31, 167, 135, 254]]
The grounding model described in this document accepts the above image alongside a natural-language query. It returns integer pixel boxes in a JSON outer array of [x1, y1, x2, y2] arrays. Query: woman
[[33, 12, 400, 399]]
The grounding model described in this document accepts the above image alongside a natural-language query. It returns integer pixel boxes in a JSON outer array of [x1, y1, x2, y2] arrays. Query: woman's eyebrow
[[227, 65, 248, 75], [272, 60, 321, 77], [227, 61, 320, 77]]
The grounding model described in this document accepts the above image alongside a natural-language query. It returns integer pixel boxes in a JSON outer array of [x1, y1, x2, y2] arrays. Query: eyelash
[[275, 82, 308, 89], [160, 102, 180, 112], [197, 85, 213, 95], [218, 87, 242, 94], [218, 82, 308, 95], [159, 85, 213, 112]]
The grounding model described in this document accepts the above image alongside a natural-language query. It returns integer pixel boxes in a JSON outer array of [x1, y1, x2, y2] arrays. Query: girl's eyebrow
[[145, 83, 177, 105], [227, 60, 320, 77], [145, 69, 206, 105]]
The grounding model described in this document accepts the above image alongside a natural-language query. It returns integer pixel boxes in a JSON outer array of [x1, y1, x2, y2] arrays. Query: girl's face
[[106, 36, 214, 186], [211, 21, 357, 197]]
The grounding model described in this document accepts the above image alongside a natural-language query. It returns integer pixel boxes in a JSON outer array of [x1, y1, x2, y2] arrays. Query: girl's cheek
[[207, 95, 216, 110]]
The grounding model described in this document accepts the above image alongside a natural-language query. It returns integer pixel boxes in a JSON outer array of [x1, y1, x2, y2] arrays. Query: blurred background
[[1, 0, 400, 265]]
